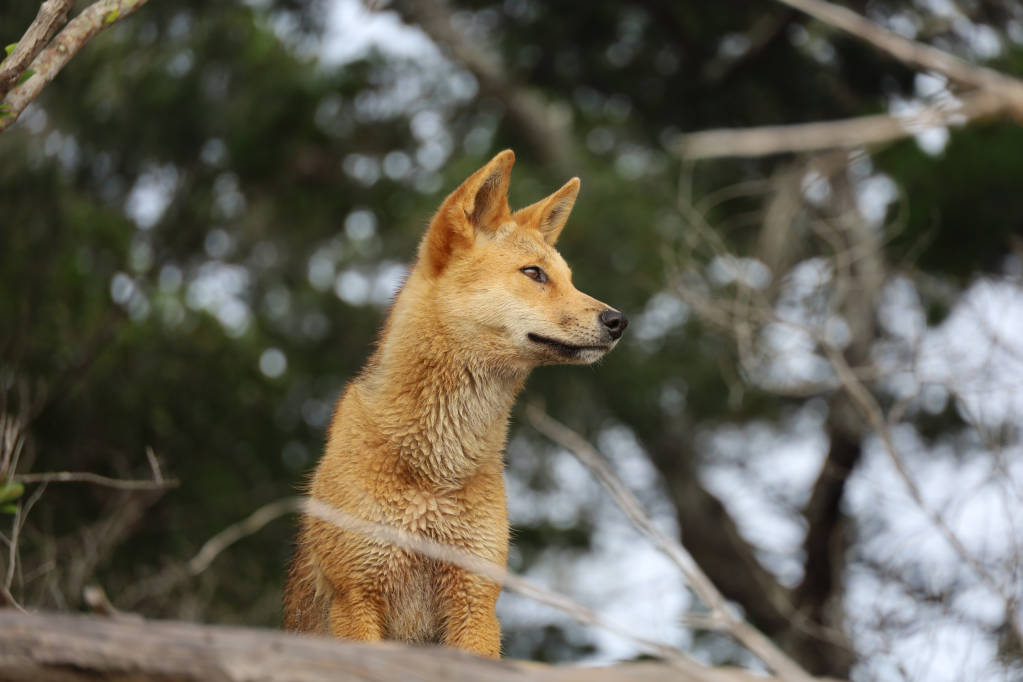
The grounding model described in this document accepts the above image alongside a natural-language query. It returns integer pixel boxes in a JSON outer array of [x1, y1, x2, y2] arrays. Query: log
[[0, 610, 819, 682]]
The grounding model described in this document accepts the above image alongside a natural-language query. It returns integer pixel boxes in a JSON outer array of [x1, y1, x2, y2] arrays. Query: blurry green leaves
[[16, 69, 34, 85], [0, 0, 432, 623], [4, 43, 16, 57], [876, 121, 1023, 280], [0, 480, 24, 514]]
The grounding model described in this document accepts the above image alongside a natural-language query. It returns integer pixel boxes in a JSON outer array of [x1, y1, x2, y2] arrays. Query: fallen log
[[0, 610, 830, 682]]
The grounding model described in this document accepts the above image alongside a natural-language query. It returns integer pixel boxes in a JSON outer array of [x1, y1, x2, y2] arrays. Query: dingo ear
[[513, 177, 580, 245], [422, 150, 515, 274]]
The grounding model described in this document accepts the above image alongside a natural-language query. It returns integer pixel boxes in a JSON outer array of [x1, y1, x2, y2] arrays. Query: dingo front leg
[[328, 584, 385, 643], [437, 564, 502, 658]]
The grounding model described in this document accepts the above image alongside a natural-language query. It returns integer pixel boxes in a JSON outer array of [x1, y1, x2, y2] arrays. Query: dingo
[[283, 150, 627, 657]]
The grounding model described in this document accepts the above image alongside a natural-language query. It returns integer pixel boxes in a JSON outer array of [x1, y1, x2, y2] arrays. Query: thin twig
[[144, 447, 164, 486], [821, 343, 1023, 651], [524, 403, 816, 682], [120, 497, 300, 607], [188, 498, 300, 575], [0, 0, 151, 133], [14, 471, 177, 490], [3, 481, 47, 604]]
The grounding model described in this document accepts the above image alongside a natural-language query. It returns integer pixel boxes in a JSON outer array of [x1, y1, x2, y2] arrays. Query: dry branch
[[775, 0, 1023, 106], [820, 342, 1023, 650], [525, 403, 817, 682], [0, 0, 151, 133], [125, 495, 704, 671], [302, 497, 707, 672], [676, 91, 1006, 159], [0, 611, 837, 682], [391, 0, 575, 172], [678, 0, 1023, 160], [121, 497, 301, 607], [13, 470, 177, 490]]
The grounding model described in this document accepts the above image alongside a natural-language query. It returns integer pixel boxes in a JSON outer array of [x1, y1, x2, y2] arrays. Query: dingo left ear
[[422, 150, 515, 275], [513, 177, 580, 245]]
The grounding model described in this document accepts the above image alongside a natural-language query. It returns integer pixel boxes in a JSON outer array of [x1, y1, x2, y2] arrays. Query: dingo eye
[[520, 266, 548, 284]]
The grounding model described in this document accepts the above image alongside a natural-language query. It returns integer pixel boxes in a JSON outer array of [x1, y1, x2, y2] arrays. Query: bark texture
[[0, 610, 842, 682]]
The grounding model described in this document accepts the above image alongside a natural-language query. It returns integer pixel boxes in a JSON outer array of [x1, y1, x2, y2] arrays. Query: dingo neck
[[358, 281, 527, 487]]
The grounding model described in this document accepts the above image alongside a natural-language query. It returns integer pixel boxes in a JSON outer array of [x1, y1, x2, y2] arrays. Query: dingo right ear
[[512, 177, 580, 245], [422, 150, 515, 275]]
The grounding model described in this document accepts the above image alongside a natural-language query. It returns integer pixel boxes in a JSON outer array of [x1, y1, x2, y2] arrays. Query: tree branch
[[120, 498, 302, 607], [0, 0, 74, 100], [390, 0, 575, 172], [679, 0, 1023, 160], [303, 497, 706, 672], [14, 471, 177, 490], [525, 403, 817, 682], [124, 495, 708, 672], [774, 0, 1023, 107], [2, 482, 47, 609], [0, 0, 151, 133], [820, 341, 1023, 651], [676, 90, 1006, 159]]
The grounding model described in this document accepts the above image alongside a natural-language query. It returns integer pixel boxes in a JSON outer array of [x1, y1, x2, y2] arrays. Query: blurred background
[[2, 1, 1023, 680]]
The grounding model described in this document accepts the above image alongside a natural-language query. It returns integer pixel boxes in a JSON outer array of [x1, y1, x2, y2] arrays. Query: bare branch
[[120, 497, 301, 608], [390, 0, 574, 171], [679, 0, 1023, 160], [13, 471, 177, 490], [0, 0, 74, 100], [128, 490, 696, 671], [144, 446, 164, 486], [303, 497, 707, 672], [3, 481, 47, 606], [820, 342, 1023, 651], [677, 91, 1006, 159], [0, 0, 151, 133], [189, 498, 299, 576], [774, 0, 1023, 106], [524, 403, 817, 682], [124, 491, 733, 675]]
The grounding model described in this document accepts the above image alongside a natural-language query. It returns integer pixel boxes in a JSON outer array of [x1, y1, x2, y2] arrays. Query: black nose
[[599, 309, 628, 340]]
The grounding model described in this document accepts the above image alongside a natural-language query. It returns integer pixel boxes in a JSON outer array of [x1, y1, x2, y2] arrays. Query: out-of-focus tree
[[2, 1, 1023, 680]]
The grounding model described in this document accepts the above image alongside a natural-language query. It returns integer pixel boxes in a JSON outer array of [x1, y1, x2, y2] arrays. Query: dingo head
[[416, 150, 627, 370]]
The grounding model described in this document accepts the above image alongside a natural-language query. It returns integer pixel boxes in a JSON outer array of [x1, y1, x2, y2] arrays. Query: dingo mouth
[[527, 333, 611, 357]]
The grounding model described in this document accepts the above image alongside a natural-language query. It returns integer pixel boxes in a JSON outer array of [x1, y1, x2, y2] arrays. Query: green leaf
[[4, 43, 16, 57], [0, 504, 17, 515], [104, 10, 120, 25], [16, 69, 35, 85], [0, 481, 24, 505]]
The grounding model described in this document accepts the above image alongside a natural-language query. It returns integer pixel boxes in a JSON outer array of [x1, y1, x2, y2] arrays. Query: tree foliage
[[2, 1, 1023, 680]]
